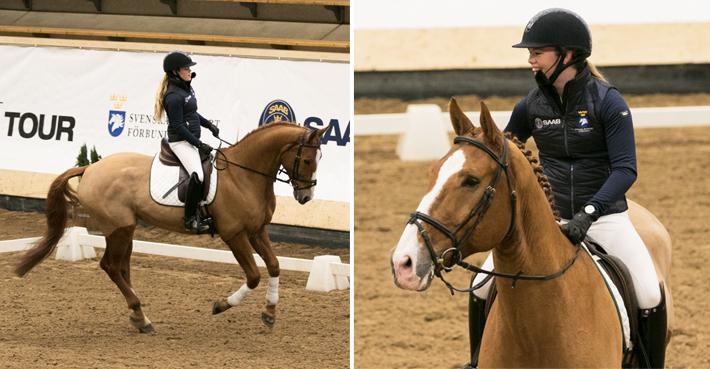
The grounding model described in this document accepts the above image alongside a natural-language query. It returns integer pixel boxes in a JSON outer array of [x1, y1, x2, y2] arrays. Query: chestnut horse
[[15, 122, 328, 333], [390, 99, 673, 367]]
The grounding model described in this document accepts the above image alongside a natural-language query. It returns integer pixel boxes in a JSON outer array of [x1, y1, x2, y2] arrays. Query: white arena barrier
[[356, 105, 710, 161], [0, 227, 349, 292], [396, 104, 451, 161]]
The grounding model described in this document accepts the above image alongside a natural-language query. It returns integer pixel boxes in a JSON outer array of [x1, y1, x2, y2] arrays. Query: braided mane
[[505, 133, 560, 220]]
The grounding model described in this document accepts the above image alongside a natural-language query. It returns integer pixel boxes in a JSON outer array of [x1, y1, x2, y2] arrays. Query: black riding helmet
[[163, 51, 196, 73], [513, 8, 591, 85]]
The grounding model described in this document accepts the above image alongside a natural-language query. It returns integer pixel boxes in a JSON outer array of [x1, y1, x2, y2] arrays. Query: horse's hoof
[[212, 300, 231, 315], [138, 324, 155, 334], [261, 312, 276, 328]]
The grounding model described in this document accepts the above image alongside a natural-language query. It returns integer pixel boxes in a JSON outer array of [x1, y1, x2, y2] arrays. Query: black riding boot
[[184, 173, 210, 234], [462, 295, 487, 369], [638, 285, 667, 369]]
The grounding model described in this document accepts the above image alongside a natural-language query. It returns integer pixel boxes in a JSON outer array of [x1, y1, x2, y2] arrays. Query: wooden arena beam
[[0, 25, 349, 51]]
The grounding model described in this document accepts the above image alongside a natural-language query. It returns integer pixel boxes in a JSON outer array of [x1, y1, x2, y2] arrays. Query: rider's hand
[[198, 142, 213, 156], [208, 124, 220, 138], [560, 210, 595, 244]]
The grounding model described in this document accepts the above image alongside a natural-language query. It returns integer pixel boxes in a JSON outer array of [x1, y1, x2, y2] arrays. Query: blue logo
[[259, 99, 297, 126], [578, 117, 589, 127], [107, 110, 126, 137]]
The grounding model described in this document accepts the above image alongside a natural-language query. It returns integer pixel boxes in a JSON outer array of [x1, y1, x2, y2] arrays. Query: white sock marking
[[227, 284, 254, 306], [266, 276, 279, 306]]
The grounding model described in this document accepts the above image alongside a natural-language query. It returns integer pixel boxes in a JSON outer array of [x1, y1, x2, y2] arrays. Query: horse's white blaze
[[227, 283, 254, 306], [312, 148, 322, 181], [416, 150, 466, 214], [392, 223, 420, 263], [266, 276, 279, 305], [392, 150, 465, 285]]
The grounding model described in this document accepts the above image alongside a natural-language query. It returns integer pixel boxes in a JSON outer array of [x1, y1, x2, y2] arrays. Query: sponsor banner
[[0, 45, 350, 202]]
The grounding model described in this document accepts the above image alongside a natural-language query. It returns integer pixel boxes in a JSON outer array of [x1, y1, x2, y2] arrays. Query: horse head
[[279, 125, 329, 204], [391, 99, 518, 291]]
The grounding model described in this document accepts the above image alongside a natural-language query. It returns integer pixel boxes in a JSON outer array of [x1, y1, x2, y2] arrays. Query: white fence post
[[55, 227, 96, 261], [306, 255, 349, 292], [396, 104, 451, 161]]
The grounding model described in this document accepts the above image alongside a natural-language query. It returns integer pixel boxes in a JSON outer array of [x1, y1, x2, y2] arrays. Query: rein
[[212, 128, 319, 190], [409, 134, 582, 294]]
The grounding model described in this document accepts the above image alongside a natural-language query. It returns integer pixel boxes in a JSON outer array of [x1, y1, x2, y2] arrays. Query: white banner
[[0, 44, 350, 203]]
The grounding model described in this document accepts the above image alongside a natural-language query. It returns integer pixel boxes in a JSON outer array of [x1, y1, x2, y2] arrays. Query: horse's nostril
[[404, 256, 412, 268]]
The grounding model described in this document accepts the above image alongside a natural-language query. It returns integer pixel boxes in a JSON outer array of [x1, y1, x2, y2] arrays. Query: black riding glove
[[198, 142, 213, 156], [207, 124, 220, 137], [560, 210, 595, 244]]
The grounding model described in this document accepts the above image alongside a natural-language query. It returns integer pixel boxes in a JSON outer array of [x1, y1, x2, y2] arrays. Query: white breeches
[[168, 140, 204, 181], [471, 211, 662, 309]]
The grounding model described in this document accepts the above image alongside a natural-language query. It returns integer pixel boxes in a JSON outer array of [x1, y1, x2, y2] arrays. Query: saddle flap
[[585, 239, 640, 353]]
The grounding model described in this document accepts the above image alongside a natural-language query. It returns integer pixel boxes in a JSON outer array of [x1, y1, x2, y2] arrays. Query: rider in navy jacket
[[154, 51, 219, 234], [464, 8, 667, 369], [164, 75, 216, 148], [505, 66, 637, 220]]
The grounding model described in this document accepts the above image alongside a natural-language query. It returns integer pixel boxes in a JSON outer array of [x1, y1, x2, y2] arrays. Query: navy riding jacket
[[163, 76, 212, 146], [504, 66, 637, 219]]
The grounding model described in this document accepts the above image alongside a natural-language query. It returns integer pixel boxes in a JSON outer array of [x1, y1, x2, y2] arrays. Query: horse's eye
[[304, 159, 312, 166], [462, 176, 479, 188]]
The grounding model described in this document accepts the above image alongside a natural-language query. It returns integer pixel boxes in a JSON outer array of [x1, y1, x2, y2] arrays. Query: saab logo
[[259, 99, 296, 126], [534, 117, 561, 129], [3, 111, 75, 141], [108, 110, 126, 137], [305, 117, 350, 147]]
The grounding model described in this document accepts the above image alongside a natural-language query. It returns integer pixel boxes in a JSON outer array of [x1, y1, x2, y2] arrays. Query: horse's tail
[[15, 166, 87, 277]]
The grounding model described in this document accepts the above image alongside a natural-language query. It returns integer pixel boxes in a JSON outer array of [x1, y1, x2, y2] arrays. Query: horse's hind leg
[[212, 232, 261, 318], [249, 227, 280, 328], [100, 225, 154, 333]]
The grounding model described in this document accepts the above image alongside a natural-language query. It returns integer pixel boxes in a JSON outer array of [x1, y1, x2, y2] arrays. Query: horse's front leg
[[249, 226, 280, 328], [212, 232, 261, 316]]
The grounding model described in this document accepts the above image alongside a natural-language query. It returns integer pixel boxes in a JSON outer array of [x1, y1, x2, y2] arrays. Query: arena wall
[[354, 22, 710, 97], [0, 38, 350, 239]]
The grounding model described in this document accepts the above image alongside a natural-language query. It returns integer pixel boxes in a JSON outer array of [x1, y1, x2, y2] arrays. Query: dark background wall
[[355, 64, 710, 99]]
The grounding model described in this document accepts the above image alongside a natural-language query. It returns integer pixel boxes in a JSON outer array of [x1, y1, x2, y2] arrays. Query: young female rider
[[153, 51, 220, 234], [464, 8, 667, 369]]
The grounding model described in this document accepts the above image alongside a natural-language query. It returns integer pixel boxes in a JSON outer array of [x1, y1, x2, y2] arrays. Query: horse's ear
[[449, 97, 475, 135], [479, 101, 503, 151], [309, 124, 329, 143]]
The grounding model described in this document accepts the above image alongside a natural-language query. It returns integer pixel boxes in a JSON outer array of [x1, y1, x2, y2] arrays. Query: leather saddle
[[159, 138, 214, 203]]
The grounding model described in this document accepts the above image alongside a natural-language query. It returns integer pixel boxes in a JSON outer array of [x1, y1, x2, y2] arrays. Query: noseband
[[408, 134, 581, 294]]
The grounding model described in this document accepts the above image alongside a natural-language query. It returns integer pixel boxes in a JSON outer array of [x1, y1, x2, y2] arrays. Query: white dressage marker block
[[55, 226, 96, 261], [306, 255, 349, 292], [396, 104, 451, 161]]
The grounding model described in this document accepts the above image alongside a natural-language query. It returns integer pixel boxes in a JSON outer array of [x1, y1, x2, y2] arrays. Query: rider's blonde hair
[[153, 74, 169, 121], [587, 62, 608, 83]]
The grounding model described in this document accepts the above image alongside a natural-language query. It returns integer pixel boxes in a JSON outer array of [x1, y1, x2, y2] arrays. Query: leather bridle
[[281, 128, 320, 191], [408, 134, 581, 294], [214, 127, 320, 191]]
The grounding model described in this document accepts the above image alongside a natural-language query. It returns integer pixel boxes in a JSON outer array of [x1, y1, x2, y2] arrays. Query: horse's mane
[[505, 133, 560, 221], [235, 122, 304, 145]]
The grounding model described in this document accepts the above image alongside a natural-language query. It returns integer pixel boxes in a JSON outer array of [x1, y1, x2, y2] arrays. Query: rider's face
[[178, 66, 192, 82], [527, 47, 560, 77]]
